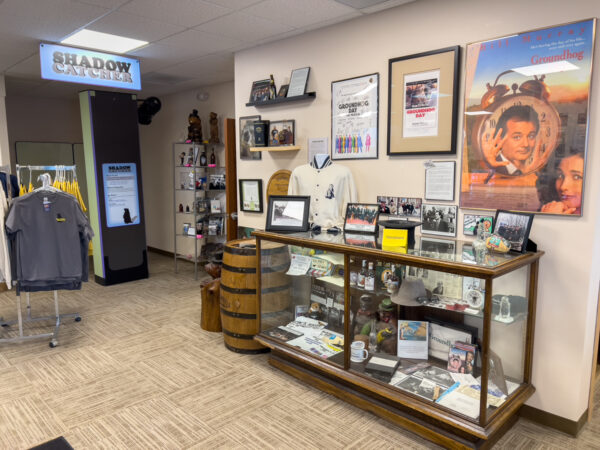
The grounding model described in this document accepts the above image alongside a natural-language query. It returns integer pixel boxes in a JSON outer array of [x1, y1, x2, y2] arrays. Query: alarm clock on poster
[[471, 73, 561, 176]]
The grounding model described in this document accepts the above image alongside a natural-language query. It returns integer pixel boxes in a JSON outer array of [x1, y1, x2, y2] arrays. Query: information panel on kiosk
[[39, 43, 141, 91]]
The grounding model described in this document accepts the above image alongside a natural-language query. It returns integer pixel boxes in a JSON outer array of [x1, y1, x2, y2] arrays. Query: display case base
[[266, 347, 529, 450]]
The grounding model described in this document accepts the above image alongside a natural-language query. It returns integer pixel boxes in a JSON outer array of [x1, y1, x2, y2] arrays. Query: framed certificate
[[287, 67, 310, 97]]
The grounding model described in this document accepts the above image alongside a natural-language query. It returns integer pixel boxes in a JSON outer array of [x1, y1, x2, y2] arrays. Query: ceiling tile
[[4, 54, 41, 79], [156, 29, 242, 56], [119, 0, 231, 28], [87, 11, 186, 42], [243, 0, 356, 29], [203, 0, 263, 9], [360, 0, 415, 13], [0, 0, 109, 41], [195, 11, 294, 42], [300, 11, 361, 32], [73, 0, 130, 8]]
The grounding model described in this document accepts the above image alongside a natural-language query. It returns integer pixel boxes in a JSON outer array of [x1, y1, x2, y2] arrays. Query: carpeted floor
[[0, 252, 596, 449]]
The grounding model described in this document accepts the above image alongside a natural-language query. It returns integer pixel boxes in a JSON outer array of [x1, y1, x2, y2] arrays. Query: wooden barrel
[[220, 238, 290, 353]]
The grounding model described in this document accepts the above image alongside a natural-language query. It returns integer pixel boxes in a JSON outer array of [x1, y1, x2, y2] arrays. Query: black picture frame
[[421, 203, 457, 237], [268, 120, 295, 146], [277, 84, 289, 97], [387, 46, 460, 156], [266, 195, 310, 232], [249, 79, 271, 103], [493, 210, 534, 253], [287, 67, 310, 97], [239, 115, 261, 161], [343, 203, 379, 235], [239, 179, 263, 213]]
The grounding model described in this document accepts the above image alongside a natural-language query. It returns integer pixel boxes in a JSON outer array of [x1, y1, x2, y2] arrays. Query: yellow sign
[[382, 228, 408, 247]]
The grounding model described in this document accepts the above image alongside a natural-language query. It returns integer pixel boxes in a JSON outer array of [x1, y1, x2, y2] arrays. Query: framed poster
[[239, 179, 263, 213], [239, 115, 261, 161], [425, 161, 455, 201], [266, 195, 310, 232], [102, 163, 140, 228], [331, 73, 379, 160], [387, 46, 460, 155], [460, 19, 596, 216]]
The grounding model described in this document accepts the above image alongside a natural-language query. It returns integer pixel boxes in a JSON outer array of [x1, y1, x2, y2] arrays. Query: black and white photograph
[[395, 375, 446, 401], [411, 366, 456, 389], [493, 210, 534, 253], [421, 203, 457, 237], [239, 115, 261, 161], [420, 237, 456, 260], [266, 195, 310, 232]]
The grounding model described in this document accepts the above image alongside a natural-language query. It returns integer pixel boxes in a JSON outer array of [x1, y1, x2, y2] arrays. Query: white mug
[[351, 340, 368, 362]]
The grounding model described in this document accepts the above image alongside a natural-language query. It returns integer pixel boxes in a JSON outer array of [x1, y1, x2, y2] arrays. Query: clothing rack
[[0, 164, 83, 347]]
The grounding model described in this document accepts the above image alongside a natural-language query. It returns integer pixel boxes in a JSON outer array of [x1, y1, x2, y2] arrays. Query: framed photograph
[[343, 203, 379, 234], [463, 214, 493, 236], [419, 237, 456, 261], [421, 203, 457, 237], [344, 232, 377, 248], [460, 19, 595, 216], [287, 67, 310, 97], [239, 179, 263, 213], [331, 73, 379, 160], [376, 196, 421, 218], [277, 84, 289, 97], [493, 210, 534, 253], [268, 120, 295, 146], [425, 161, 455, 201], [266, 195, 310, 232], [387, 46, 460, 155], [249, 79, 271, 103], [239, 115, 261, 161]]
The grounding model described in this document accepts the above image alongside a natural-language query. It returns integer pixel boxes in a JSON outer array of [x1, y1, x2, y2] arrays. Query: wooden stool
[[201, 278, 222, 332]]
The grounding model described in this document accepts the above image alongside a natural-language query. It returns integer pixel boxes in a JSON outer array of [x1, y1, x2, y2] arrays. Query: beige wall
[[235, 0, 600, 421], [0, 76, 10, 165], [138, 81, 235, 252]]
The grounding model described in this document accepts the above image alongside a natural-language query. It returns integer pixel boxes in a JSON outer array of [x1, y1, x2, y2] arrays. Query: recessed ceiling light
[[61, 29, 148, 54]]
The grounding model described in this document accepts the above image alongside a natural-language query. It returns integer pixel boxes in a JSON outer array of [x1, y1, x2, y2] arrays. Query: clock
[[466, 289, 484, 310], [471, 73, 561, 177]]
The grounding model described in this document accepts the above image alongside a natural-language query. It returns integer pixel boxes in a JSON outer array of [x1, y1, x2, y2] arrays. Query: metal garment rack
[[0, 164, 82, 347]]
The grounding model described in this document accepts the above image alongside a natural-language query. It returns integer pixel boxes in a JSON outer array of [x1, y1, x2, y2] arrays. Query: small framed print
[[277, 84, 289, 97], [493, 210, 534, 253], [425, 161, 455, 201], [343, 203, 379, 234], [268, 120, 295, 146], [287, 67, 310, 97], [239, 179, 263, 213], [421, 203, 457, 237], [239, 115, 261, 161], [266, 195, 310, 232], [463, 214, 493, 236], [249, 79, 271, 103]]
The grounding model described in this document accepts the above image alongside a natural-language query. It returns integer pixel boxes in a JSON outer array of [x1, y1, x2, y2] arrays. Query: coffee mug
[[351, 340, 368, 362]]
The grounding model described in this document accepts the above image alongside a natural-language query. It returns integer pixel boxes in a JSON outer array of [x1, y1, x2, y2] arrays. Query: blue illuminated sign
[[40, 43, 141, 91]]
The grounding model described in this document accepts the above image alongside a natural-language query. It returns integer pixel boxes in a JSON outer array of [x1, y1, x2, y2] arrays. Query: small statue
[[179, 152, 186, 165], [187, 109, 203, 143], [209, 112, 220, 144]]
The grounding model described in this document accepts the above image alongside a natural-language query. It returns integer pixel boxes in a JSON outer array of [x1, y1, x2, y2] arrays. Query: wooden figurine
[[209, 112, 220, 144], [187, 109, 203, 143]]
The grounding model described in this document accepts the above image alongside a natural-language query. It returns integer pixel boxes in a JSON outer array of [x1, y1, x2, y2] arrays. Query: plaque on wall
[[266, 170, 292, 200]]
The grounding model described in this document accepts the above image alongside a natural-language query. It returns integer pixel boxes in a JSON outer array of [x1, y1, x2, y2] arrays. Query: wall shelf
[[246, 92, 316, 107], [250, 145, 300, 152]]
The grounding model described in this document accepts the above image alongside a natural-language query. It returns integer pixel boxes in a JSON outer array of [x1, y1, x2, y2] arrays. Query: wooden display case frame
[[253, 230, 543, 449]]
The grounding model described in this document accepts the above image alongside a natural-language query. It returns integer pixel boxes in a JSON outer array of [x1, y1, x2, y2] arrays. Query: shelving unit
[[250, 145, 300, 152], [173, 142, 227, 279], [245, 92, 316, 107]]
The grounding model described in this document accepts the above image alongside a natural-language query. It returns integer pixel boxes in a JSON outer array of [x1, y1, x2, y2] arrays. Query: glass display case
[[253, 230, 542, 449]]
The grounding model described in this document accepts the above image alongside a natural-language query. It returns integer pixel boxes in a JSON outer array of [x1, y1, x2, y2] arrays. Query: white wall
[[235, 0, 600, 421], [138, 81, 235, 252], [0, 76, 10, 165]]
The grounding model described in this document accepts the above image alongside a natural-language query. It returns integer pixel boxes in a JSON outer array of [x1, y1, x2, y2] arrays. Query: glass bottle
[[387, 264, 399, 294], [368, 319, 378, 352], [365, 262, 375, 291], [472, 222, 488, 263], [199, 147, 208, 167], [210, 148, 216, 166], [358, 260, 367, 288], [269, 74, 276, 99], [500, 295, 511, 320]]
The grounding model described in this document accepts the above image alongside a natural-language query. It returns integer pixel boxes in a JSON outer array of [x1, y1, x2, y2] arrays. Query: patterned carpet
[[0, 252, 596, 449]]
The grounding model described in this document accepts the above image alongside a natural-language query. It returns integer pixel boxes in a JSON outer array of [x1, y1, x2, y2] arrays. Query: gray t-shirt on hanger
[[6, 190, 93, 284]]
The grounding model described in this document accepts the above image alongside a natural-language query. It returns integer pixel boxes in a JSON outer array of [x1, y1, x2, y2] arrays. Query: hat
[[391, 278, 426, 307], [378, 298, 395, 312]]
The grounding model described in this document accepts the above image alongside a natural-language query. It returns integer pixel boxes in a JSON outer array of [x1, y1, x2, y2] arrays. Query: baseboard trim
[[520, 405, 587, 437], [147, 246, 173, 257]]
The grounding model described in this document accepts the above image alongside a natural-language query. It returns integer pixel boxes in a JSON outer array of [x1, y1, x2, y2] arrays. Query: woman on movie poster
[[460, 19, 595, 216]]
